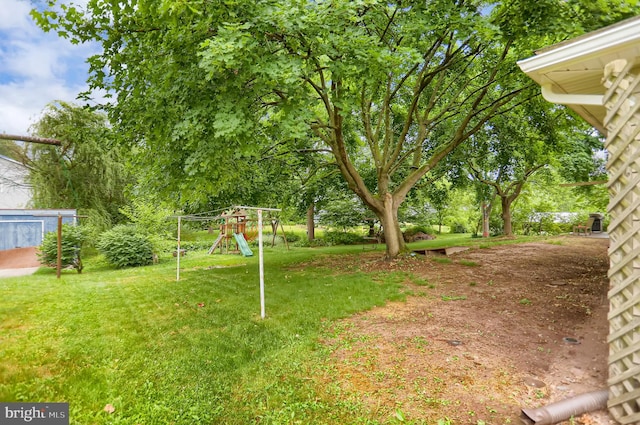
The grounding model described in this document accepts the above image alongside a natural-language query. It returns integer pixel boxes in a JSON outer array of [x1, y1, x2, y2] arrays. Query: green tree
[[32, 0, 634, 257], [423, 180, 452, 234], [464, 99, 596, 236], [38, 223, 87, 273], [19, 102, 131, 227]]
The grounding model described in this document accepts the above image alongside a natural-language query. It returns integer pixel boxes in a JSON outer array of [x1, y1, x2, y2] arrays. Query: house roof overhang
[[517, 16, 640, 135]]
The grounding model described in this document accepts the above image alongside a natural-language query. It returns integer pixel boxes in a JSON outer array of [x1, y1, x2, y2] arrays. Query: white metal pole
[[258, 209, 265, 319], [177, 216, 181, 282]]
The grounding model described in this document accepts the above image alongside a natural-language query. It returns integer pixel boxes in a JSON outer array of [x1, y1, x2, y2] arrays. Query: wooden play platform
[[413, 246, 470, 256]]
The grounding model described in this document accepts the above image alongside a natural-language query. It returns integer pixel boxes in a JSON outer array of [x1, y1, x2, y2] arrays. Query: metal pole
[[177, 216, 181, 282], [56, 214, 62, 279], [258, 209, 265, 319]]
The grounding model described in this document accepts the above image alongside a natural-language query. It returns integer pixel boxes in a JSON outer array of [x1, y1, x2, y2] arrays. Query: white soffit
[[518, 16, 640, 134]]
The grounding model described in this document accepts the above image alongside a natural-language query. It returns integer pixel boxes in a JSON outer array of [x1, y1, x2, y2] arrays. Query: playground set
[[207, 208, 257, 256], [174, 206, 289, 258]]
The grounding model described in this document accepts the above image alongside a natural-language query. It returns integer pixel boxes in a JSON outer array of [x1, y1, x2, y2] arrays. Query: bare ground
[[0, 247, 40, 269], [320, 236, 612, 425]]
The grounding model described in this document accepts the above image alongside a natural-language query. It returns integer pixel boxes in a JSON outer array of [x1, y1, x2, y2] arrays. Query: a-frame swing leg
[[270, 218, 290, 250], [280, 221, 289, 250]]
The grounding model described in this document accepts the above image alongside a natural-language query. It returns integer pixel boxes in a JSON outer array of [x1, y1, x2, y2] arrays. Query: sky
[[0, 0, 98, 136]]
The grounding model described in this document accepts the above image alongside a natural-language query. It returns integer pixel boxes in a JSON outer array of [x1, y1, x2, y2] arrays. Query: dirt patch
[[320, 236, 613, 425], [0, 247, 41, 269]]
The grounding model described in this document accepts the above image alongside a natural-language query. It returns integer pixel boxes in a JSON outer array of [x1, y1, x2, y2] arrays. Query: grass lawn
[[0, 243, 410, 424], [0, 234, 550, 424]]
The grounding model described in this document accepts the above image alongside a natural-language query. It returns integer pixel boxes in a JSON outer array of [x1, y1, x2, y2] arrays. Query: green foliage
[[31, 0, 638, 257], [0, 140, 22, 161], [451, 223, 468, 234], [120, 198, 175, 237], [38, 224, 87, 273], [456, 95, 599, 236], [294, 237, 328, 248], [97, 225, 154, 268], [403, 226, 435, 238], [119, 197, 177, 252], [323, 231, 364, 246], [317, 194, 370, 230], [283, 232, 300, 243], [21, 102, 131, 225]]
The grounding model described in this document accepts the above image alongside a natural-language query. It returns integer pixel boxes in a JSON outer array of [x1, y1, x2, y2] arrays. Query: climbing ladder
[[207, 233, 224, 255]]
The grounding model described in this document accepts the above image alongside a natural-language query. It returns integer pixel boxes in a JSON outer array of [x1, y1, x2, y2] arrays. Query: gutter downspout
[[520, 389, 609, 425], [541, 84, 604, 106]]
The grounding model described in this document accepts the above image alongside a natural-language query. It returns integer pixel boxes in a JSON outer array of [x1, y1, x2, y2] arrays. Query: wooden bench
[[573, 217, 595, 236]]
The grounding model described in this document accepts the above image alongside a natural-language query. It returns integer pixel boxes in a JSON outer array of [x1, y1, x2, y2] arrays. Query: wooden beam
[[0, 133, 62, 146]]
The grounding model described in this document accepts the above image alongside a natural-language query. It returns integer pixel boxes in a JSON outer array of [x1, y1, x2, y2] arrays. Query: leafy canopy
[[30, 0, 638, 255]]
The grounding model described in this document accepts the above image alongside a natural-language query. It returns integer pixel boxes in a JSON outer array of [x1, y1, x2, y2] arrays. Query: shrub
[[38, 224, 87, 273], [323, 231, 363, 245], [97, 225, 154, 268], [403, 225, 434, 236], [294, 237, 328, 247], [283, 232, 300, 243], [451, 222, 468, 234]]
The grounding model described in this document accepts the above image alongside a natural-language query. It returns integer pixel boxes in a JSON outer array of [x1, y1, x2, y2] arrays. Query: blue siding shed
[[0, 209, 77, 250]]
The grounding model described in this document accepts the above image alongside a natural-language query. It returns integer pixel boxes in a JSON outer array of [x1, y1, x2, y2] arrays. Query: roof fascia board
[[518, 18, 640, 74]]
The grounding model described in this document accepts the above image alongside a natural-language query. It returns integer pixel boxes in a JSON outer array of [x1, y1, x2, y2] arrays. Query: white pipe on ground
[[520, 389, 608, 425]]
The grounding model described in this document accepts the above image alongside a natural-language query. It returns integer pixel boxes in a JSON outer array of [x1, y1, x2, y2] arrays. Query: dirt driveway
[[0, 247, 41, 277], [321, 236, 612, 425]]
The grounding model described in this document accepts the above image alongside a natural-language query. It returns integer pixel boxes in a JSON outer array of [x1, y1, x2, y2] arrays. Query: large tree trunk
[[306, 202, 315, 241], [501, 196, 514, 236], [377, 193, 406, 258], [482, 202, 492, 238]]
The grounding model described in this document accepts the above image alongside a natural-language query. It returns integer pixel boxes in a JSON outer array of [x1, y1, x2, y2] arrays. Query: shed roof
[[517, 15, 640, 134]]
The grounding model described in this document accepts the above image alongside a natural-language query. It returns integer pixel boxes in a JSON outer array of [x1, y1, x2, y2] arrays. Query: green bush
[[283, 232, 300, 243], [403, 225, 435, 237], [38, 224, 87, 273], [293, 237, 328, 247], [323, 231, 363, 246], [97, 225, 154, 268], [451, 222, 468, 234]]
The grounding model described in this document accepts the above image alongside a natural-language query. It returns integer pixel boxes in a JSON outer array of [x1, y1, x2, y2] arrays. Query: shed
[[0, 209, 76, 251]]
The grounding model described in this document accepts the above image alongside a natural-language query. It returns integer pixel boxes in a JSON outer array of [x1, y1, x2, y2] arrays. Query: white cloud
[[0, 0, 35, 33], [0, 0, 101, 136], [0, 79, 86, 134]]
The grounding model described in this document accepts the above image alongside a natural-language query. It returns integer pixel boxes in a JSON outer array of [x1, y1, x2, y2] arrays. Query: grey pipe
[[520, 389, 608, 425]]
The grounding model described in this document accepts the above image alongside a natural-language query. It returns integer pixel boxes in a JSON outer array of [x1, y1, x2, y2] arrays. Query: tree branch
[[0, 134, 62, 146]]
